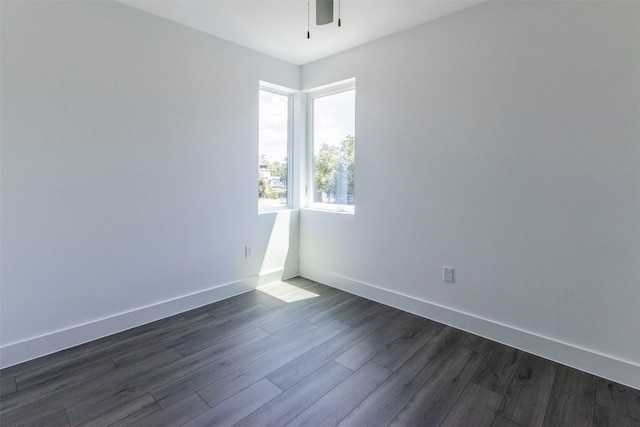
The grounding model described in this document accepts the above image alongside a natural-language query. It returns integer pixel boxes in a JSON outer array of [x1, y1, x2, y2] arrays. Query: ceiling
[[120, 0, 483, 65]]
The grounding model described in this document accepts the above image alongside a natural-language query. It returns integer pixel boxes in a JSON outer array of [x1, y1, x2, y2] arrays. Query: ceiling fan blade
[[316, 0, 334, 25]]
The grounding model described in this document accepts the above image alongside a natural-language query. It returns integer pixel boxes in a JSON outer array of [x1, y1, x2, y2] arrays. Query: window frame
[[258, 82, 295, 213], [305, 78, 356, 214]]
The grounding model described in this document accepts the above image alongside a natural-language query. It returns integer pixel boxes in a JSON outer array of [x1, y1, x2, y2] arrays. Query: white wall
[[300, 1, 640, 387], [0, 0, 299, 366], [2, 0, 639, 388]]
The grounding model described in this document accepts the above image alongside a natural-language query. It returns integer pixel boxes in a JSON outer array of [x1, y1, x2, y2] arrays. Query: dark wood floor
[[1, 278, 639, 427]]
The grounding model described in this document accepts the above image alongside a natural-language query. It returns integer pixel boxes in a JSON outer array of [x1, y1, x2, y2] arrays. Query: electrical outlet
[[443, 266, 454, 283], [245, 246, 252, 258]]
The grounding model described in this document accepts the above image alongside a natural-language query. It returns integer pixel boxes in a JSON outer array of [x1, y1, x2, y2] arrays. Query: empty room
[[1, 0, 639, 426]]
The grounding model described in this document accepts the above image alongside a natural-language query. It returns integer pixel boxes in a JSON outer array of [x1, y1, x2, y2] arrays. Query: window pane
[[313, 89, 355, 205], [259, 89, 289, 210]]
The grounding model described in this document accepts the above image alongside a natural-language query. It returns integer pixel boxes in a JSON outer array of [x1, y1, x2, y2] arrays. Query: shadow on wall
[[255, 209, 314, 302], [253, 210, 302, 302]]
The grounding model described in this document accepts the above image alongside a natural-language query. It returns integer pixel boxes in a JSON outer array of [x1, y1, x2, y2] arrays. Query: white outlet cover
[[443, 266, 454, 283]]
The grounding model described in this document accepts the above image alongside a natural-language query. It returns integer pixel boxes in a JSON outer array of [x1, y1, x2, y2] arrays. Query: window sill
[[259, 206, 293, 215], [304, 203, 355, 215]]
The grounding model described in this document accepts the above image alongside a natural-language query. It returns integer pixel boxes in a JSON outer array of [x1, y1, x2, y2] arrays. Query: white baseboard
[[299, 264, 640, 390], [0, 266, 297, 369]]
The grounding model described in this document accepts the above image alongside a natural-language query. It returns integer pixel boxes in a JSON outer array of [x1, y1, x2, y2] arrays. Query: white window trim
[[259, 81, 295, 214], [305, 78, 356, 214]]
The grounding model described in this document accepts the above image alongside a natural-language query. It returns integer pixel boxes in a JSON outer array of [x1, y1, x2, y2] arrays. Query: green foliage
[[281, 159, 288, 189], [340, 135, 355, 196], [259, 135, 354, 204], [258, 172, 273, 198], [315, 143, 339, 197], [314, 135, 355, 204], [258, 156, 288, 200], [267, 161, 282, 180]]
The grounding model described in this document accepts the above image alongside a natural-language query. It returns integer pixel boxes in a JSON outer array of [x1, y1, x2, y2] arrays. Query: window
[[259, 83, 293, 211], [308, 80, 355, 212]]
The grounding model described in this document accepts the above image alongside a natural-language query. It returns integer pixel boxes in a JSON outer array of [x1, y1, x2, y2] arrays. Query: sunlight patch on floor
[[257, 281, 319, 303]]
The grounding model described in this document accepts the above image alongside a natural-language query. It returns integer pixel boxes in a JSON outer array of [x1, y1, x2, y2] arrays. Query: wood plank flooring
[[1, 277, 638, 427]]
